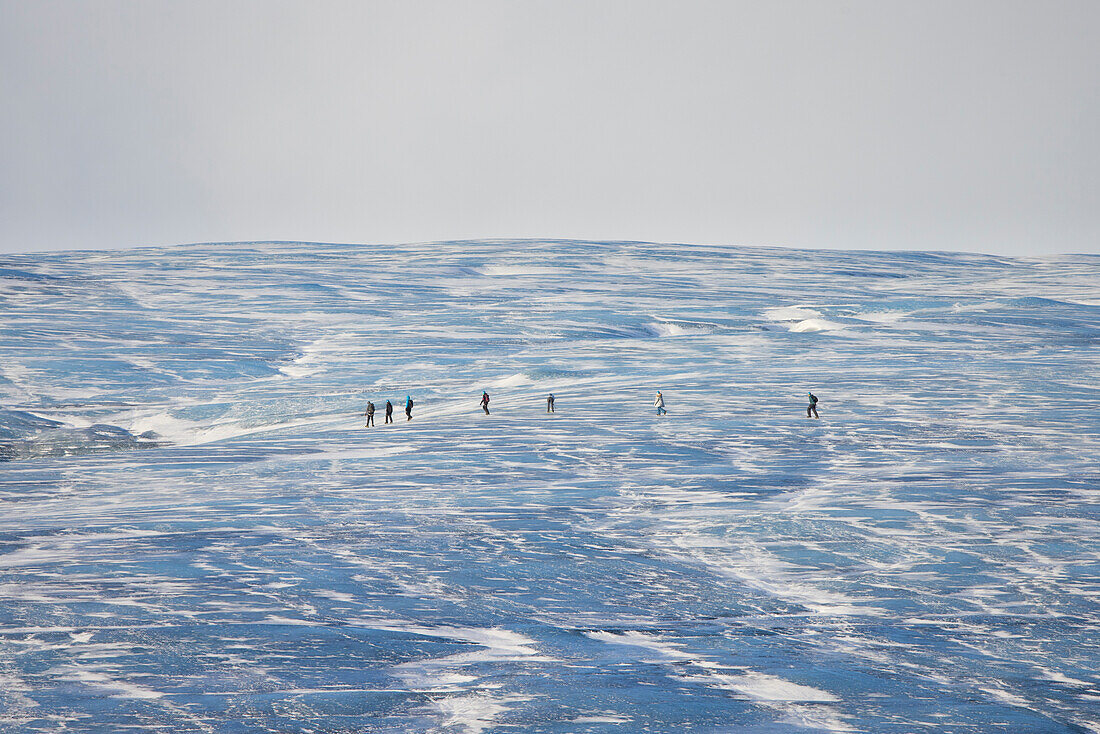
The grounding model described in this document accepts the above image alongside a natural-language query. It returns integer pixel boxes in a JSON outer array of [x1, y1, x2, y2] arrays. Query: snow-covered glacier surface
[[1, 240, 1098, 733]]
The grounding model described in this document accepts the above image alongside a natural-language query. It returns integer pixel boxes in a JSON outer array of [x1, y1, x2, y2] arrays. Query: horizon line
[[3, 237, 1093, 260]]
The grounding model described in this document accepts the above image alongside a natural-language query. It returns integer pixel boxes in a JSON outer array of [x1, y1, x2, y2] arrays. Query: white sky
[[2, 0, 1097, 255]]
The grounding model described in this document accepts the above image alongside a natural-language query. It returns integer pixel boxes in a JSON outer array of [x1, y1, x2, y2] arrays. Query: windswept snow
[[1, 239, 1098, 733]]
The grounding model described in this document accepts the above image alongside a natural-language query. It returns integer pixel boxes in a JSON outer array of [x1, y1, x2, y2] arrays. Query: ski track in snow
[[1, 239, 1098, 732]]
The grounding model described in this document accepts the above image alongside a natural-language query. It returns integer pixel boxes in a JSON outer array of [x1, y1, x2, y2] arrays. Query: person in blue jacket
[[807, 392, 819, 419], [405, 395, 414, 421]]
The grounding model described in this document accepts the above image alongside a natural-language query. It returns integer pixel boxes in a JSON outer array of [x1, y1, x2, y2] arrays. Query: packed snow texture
[[1, 240, 1098, 733]]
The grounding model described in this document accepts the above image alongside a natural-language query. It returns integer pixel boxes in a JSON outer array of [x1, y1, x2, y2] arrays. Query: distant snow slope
[[1, 240, 1098, 733]]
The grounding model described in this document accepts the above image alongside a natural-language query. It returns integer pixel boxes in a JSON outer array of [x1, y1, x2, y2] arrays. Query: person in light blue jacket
[[654, 390, 667, 416], [405, 395, 414, 421]]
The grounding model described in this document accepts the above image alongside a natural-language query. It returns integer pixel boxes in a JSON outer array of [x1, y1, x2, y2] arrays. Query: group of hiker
[[364, 395, 414, 427], [364, 390, 820, 426]]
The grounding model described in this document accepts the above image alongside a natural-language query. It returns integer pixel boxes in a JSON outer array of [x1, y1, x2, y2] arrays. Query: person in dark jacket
[[405, 395, 414, 421], [384, 400, 394, 424], [480, 391, 491, 415], [547, 393, 555, 412], [807, 392, 819, 419], [365, 401, 375, 427]]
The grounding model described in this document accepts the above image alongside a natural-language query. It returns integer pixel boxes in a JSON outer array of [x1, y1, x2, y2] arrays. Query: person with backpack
[[405, 395, 414, 421], [654, 390, 667, 416], [480, 391, 491, 415], [546, 393, 555, 412], [384, 400, 394, 424], [364, 401, 375, 427], [807, 392, 820, 419]]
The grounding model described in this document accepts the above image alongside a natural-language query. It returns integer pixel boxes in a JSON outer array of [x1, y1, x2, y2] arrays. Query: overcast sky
[[1, 1, 1097, 256]]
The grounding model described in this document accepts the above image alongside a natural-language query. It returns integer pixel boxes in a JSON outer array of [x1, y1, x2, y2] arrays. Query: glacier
[[0, 239, 1098, 733]]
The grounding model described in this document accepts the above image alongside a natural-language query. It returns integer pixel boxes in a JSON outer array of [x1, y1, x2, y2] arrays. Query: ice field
[[1, 239, 1098, 733]]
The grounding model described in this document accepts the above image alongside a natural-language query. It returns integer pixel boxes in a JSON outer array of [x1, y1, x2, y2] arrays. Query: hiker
[[365, 401, 375, 427], [480, 391, 491, 415], [547, 393, 555, 412], [654, 390, 667, 416], [385, 400, 394, 424], [405, 395, 414, 421], [807, 392, 820, 419]]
